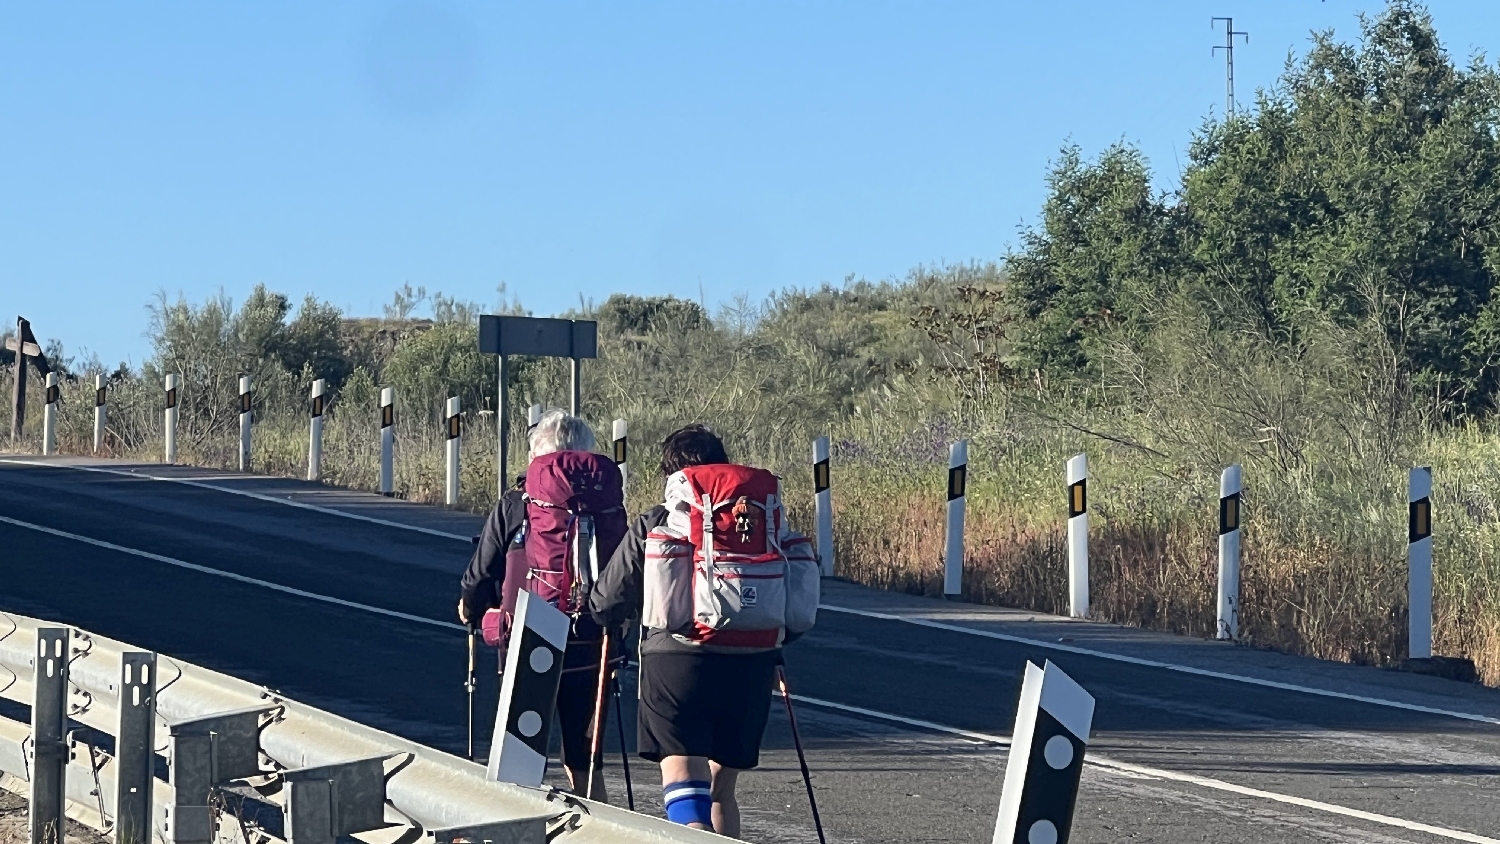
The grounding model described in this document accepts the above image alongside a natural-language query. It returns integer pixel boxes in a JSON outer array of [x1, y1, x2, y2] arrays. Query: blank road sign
[[479, 315, 598, 359]]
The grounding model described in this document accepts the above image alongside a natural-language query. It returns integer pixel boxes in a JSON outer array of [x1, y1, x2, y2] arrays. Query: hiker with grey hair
[[459, 409, 624, 800]]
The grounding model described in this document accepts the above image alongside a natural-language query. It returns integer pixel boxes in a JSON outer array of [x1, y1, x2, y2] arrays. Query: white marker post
[[944, 440, 969, 597], [1216, 464, 1243, 640], [528, 403, 543, 429], [488, 591, 570, 786], [307, 379, 326, 482], [92, 375, 107, 455], [163, 373, 179, 464], [992, 660, 1094, 844], [42, 372, 59, 455], [612, 418, 629, 496], [814, 436, 834, 577], [445, 396, 461, 506], [379, 387, 395, 496], [1067, 453, 1089, 618], [238, 375, 252, 472], [1409, 467, 1433, 661]]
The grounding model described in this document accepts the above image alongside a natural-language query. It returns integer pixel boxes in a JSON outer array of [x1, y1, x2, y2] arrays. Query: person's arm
[[459, 493, 522, 625], [590, 508, 662, 627]]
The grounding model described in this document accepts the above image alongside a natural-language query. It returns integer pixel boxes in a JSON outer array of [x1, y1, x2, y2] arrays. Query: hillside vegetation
[[8, 2, 1500, 683]]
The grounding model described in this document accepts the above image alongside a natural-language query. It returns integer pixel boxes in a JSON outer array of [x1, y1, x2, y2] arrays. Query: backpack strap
[[700, 493, 714, 567]]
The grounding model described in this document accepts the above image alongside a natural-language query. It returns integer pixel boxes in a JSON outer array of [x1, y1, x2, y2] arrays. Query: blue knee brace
[[663, 780, 712, 826]]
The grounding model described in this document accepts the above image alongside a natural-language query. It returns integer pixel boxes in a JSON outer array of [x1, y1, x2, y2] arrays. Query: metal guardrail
[[0, 612, 717, 844]]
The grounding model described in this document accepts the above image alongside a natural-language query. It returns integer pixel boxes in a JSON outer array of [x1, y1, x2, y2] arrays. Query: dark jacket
[[590, 505, 797, 656], [459, 484, 527, 625]]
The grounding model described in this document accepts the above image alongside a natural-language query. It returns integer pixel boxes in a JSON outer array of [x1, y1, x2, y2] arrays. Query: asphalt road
[[3, 457, 1500, 844]]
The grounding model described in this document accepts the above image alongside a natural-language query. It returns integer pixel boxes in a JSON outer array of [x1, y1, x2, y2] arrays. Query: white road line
[[787, 692, 1500, 844], [0, 458, 472, 541], [0, 515, 466, 633], [9, 458, 1497, 727], [819, 604, 1500, 727]]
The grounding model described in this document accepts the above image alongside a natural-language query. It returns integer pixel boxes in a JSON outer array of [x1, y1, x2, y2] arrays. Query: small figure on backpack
[[459, 410, 627, 800], [591, 425, 820, 838]]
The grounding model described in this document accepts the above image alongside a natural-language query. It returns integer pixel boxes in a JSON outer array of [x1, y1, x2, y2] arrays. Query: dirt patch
[[0, 789, 109, 844]]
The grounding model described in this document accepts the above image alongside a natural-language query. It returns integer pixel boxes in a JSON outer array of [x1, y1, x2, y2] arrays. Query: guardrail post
[[432, 819, 548, 844], [165, 706, 276, 844], [814, 436, 834, 577], [488, 591, 569, 787], [30, 627, 71, 844], [992, 660, 1094, 844], [379, 388, 394, 496], [93, 375, 107, 455], [1216, 465, 1242, 640], [1409, 467, 1433, 661], [307, 379, 326, 482], [612, 419, 628, 496], [163, 374, 179, 464], [1067, 454, 1089, 618], [943, 440, 968, 597], [283, 756, 394, 844], [42, 373, 59, 456], [445, 396, 461, 506], [115, 652, 157, 844], [238, 375, 252, 472]]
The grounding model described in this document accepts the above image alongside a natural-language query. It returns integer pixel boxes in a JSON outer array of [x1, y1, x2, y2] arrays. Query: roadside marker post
[[613, 418, 628, 496], [1067, 454, 1089, 618], [93, 374, 107, 455], [944, 439, 968, 597], [528, 404, 543, 429], [992, 660, 1094, 844], [307, 379, 327, 481], [164, 373, 179, 464], [1217, 464, 1243, 640], [814, 436, 834, 577], [379, 387, 395, 496], [445, 396, 461, 506], [488, 591, 569, 787], [238, 375, 252, 472], [42, 372, 59, 455], [478, 315, 598, 497], [1409, 467, 1433, 661]]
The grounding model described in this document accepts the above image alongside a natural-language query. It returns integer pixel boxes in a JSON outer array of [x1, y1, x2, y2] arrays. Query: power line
[[1212, 17, 1250, 116]]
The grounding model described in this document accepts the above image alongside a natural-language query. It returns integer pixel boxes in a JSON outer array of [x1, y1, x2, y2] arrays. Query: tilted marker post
[[42, 372, 59, 455], [1409, 467, 1433, 661], [238, 375, 252, 472], [613, 418, 629, 496], [991, 660, 1095, 844], [93, 374, 107, 454], [308, 378, 326, 481], [944, 439, 969, 597], [814, 436, 834, 577], [1066, 454, 1089, 618], [1216, 464, 1243, 640], [379, 387, 395, 496], [488, 590, 570, 787], [164, 373, 179, 463], [445, 396, 462, 506]]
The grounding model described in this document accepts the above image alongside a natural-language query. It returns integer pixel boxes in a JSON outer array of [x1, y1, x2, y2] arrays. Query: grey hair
[[528, 409, 597, 461]]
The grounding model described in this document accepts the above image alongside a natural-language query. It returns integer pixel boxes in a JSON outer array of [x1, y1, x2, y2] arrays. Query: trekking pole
[[612, 667, 635, 810], [586, 631, 612, 800], [466, 628, 478, 760], [777, 666, 827, 844]]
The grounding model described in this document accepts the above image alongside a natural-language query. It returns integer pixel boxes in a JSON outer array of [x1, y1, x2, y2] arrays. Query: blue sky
[[4, 1, 1498, 366]]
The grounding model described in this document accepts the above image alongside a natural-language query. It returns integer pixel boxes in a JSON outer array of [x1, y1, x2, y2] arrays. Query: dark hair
[[660, 425, 728, 475]]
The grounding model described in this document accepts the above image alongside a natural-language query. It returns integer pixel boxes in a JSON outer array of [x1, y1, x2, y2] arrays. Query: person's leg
[[659, 755, 713, 831], [557, 646, 609, 802], [708, 761, 742, 838]]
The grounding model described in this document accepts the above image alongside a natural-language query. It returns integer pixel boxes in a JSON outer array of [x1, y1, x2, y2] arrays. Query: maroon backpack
[[482, 450, 626, 648]]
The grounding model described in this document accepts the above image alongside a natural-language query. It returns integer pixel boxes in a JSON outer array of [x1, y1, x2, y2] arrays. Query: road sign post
[[478, 315, 598, 497]]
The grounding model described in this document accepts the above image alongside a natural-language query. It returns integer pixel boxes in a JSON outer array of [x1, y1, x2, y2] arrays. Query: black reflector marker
[[488, 591, 570, 787], [992, 660, 1095, 844]]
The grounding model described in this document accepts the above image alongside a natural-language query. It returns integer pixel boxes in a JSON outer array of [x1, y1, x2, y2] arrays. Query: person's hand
[[457, 599, 470, 625]]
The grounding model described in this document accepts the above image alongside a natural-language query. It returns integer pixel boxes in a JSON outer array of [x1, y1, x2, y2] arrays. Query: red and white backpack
[[642, 464, 820, 652]]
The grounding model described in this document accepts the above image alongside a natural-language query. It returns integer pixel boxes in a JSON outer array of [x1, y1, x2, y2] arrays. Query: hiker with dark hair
[[459, 410, 625, 800], [591, 424, 821, 838]]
